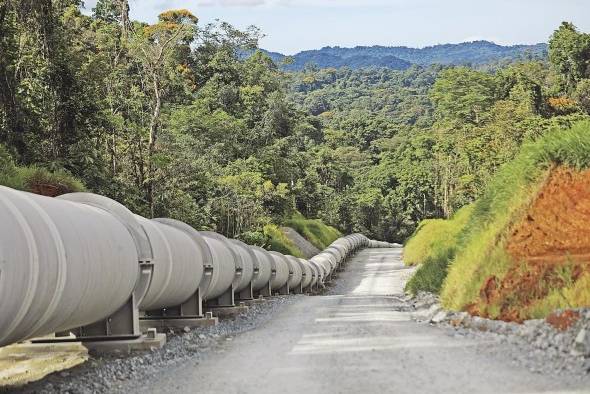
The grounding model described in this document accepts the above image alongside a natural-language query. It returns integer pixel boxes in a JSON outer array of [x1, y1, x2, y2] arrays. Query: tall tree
[[549, 22, 590, 92], [132, 9, 197, 216]]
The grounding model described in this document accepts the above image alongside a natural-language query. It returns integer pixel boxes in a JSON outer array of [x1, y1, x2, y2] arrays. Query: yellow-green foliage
[[525, 273, 590, 319], [441, 120, 590, 312], [404, 205, 474, 266], [264, 224, 305, 258], [404, 205, 473, 295], [283, 214, 342, 250]]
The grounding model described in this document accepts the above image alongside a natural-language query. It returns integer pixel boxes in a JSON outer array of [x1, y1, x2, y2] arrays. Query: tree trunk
[[147, 73, 161, 218]]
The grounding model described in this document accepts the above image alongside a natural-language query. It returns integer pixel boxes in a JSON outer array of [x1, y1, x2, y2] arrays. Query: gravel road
[[122, 247, 590, 394]]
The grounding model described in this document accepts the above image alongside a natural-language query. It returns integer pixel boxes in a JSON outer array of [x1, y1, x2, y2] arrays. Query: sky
[[82, 0, 590, 55]]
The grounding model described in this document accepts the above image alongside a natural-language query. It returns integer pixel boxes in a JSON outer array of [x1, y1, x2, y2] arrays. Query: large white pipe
[[226, 239, 255, 293], [267, 251, 290, 290], [0, 187, 139, 347], [135, 216, 204, 311], [297, 258, 313, 289], [249, 246, 274, 291], [199, 232, 238, 300], [284, 255, 303, 290]]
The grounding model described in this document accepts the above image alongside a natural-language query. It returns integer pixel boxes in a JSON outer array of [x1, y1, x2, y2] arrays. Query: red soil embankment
[[477, 167, 590, 322]]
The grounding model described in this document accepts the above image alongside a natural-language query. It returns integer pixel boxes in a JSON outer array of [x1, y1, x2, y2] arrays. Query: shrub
[[0, 144, 85, 196], [17, 166, 85, 196]]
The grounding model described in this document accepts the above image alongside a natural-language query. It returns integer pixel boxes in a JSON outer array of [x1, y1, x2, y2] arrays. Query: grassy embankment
[[404, 205, 474, 295], [404, 121, 590, 321], [265, 214, 342, 257]]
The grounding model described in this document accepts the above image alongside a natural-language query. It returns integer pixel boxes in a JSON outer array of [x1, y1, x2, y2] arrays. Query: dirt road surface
[[128, 248, 590, 394]]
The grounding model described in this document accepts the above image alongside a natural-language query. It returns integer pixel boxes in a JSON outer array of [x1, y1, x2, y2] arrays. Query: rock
[[198, 334, 206, 340], [572, 328, 590, 357], [183, 326, 191, 334], [412, 303, 441, 321], [431, 310, 448, 324]]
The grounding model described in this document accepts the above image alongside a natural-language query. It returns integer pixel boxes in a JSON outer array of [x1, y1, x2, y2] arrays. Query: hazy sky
[[82, 0, 590, 55]]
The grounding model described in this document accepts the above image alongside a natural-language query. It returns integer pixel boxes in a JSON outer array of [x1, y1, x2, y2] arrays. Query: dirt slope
[[280, 226, 320, 258], [477, 167, 590, 321]]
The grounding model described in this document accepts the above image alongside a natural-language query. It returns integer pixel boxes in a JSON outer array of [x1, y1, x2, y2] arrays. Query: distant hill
[[260, 41, 548, 71]]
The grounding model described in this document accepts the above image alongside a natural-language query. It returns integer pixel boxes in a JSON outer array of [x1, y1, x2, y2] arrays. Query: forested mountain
[[264, 41, 548, 70]]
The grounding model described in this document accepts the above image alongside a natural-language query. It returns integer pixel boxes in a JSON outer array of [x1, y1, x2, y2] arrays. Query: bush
[[403, 205, 473, 266], [406, 248, 455, 295], [0, 144, 22, 189], [0, 144, 85, 195], [17, 166, 85, 196], [283, 213, 342, 249]]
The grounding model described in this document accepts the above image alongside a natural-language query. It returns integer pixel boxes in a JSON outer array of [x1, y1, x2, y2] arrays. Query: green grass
[[283, 213, 342, 250], [404, 205, 474, 266], [404, 205, 473, 295], [0, 144, 85, 194], [441, 120, 590, 312], [264, 224, 305, 258]]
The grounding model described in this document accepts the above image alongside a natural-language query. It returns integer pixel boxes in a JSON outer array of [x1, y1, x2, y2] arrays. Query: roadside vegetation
[[404, 205, 473, 294], [0, 145, 85, 196], [406, 121, 590, 320], [402, 22, 590, 320]]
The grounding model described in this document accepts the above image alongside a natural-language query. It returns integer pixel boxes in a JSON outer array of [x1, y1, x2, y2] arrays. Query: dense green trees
[[285, 22, 590, 240], [0, 1, 588, 243]]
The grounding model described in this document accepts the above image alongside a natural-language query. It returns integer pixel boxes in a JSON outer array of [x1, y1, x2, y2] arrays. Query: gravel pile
[[9, 296, 298, 394], [402, 292, 590, 377]]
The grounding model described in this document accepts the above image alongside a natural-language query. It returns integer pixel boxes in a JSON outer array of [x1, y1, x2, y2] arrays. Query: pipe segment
[[267, 251, 290, 290], [0, 187, 139, 347], [284, 255, 303, 290], [249, 246, 274, 291], [227, 239, 256, 293], [199, 232, 239, 300], [134, 216, 204, 311]]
